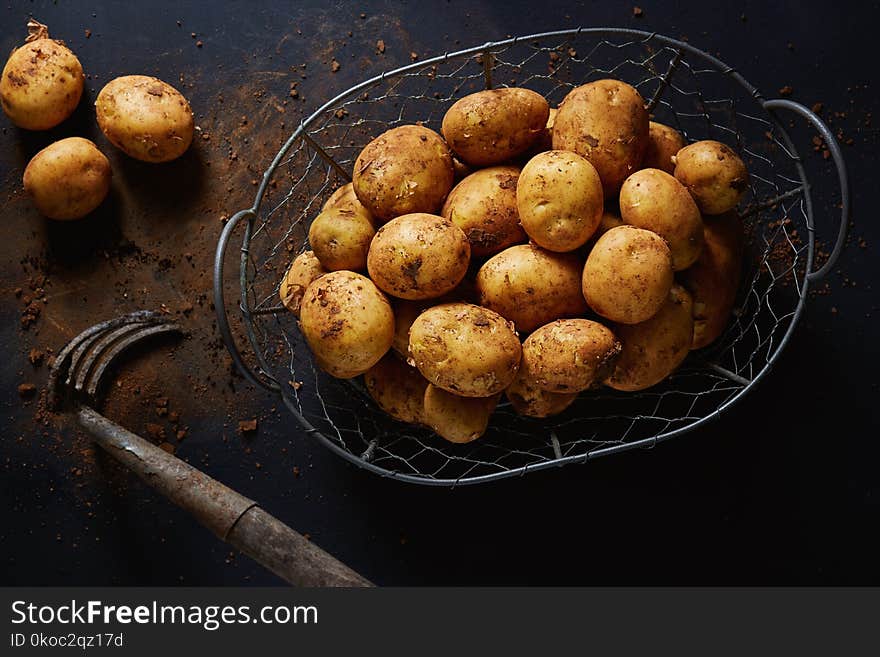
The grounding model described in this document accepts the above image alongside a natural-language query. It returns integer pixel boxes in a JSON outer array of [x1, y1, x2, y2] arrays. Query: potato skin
[[607, 284, 694, 391], [23, 137, 111, 220], [517, 150, 604, 252], [367, 213, 470, 300], [680, 211, 744, 349], [279, 250, 327, 316], [619, 168, 704, 271], [353, 125, 454, 222], [552, 80, 649, 196], [441, 166, 526, 257], [642, 121, 686, 174], [408, 303, 521, 398], [582, 226, 673, 325], [299, 271, 394, 379], [364, 355, 429, 424], [674, 140, 750, 215], [323, 182, 375, 226], [1, 37, 84, 130], [441, 88, 549, 167], [423, 385, 500, 444], [523, 319, 621, 393], [96, 75, 194, 163], [476, 244, 587, 333], [308, 208, 375, 271], [505, 350, 577, 418]]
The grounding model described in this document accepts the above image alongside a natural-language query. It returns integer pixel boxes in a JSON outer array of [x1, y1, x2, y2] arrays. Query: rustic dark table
[[1, 0, 877, 585]]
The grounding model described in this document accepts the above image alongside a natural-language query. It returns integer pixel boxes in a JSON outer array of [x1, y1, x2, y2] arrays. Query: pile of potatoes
[[281, 78, 748, 444]]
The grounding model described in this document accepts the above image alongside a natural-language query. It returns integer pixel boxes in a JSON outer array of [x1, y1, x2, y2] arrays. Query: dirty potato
[[552, 80, 649, 196], [279, 250, 327, 316], [364, 354, 429, 424], [367, 213, 470, 300], [323, 182, 375, 225], [505, 349, 577, 418], [352, 125, 454, 222], [517, 150, 604, 252], [673, 140, 750, 215], [642, 121, 686, 174], [423, 385, 500, 444], [23, 137, 111, 220], [408, 303, 521, 398], [476, 244, 587, 333], [441, 165, 526, 257], [441, 87, 549, 166], [299, 271, 394, 379], [96, 75, 194, 162], [308, 208, 375, 271]]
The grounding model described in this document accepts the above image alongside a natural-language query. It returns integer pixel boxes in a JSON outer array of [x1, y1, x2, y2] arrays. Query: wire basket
[[214, 28, 848, 486]]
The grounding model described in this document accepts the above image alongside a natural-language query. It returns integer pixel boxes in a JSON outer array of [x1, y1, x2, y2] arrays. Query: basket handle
[[762, 98, 850, 282], [213, 209, 280, 392]]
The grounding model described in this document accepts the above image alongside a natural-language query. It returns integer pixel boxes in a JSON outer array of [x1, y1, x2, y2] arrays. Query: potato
[[408, 303, 521, 397], [505, 350, 577, 418], [607, 284, 694, 391], [0, 22, 84, 130], [552, 80, 649, 196], [516, 150, 604, 252], [299, 271, 394, 379], [673, 140, 750, 215], [308, 208, 375, 271], [279, 250, 326, 316], [619, 168, 704, 271], [323, 182, 375, 225], [582, 226, 673, 324], [642, 121, 686, 174], [452, 156, 473, 182], [96, 75, 194, 163], [593, 210, 625, 241], [680, 211, 744, 349], [527, 107, 558, 156], [352, 125, 454, 222], [523, 319, 621, 393], [441, 87, 549, 167], [364, 355, 429, 424], [441, 165, 526, 257], [476, 244, 587, 333], [367, 213, 470, 300], [23, 137, 111, 220], [423, 384, 500, 444]]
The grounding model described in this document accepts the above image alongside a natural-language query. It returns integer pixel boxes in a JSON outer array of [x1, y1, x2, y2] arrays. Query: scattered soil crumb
[[376, 39, 385, 54], [18, 383, 37, 398], [239, 419, 258, 433], [633, 6, 644, 17]]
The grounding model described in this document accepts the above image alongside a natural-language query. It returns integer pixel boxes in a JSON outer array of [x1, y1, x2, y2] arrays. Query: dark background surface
[[1, 0, 877, 585]]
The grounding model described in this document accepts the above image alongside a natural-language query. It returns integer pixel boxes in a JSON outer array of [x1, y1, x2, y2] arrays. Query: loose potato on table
[[408, 303, 521, 398], [441, 165, 526, 257], [364, 355, 429, 425], [279, 250, 327, 316], [505, 349, 577, 418], [441, 87, 549, 167], [619, 168, 704, 271], [299, 271, 394, 379], [522, 319, 621, 393], [23, 137, 111, 220], [367, 213, 470, 300], [607, 284, 694, 392], [308, 207, 375, 271], [642, 121, 686, 174], [323, 182, 375, 225], [552, 80, 649, 196], [476, 244, 587, 333], [353, 125, 454, 222], [517, 150, 604, 252], [673, 140, 749, 215], [582, 226, 673, 325], [423, 385, 500, 444], [96, 75, 194, 163]]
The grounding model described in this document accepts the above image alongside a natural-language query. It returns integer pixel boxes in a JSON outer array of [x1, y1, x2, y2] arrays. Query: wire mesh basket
[[214, 28, 848, 486]]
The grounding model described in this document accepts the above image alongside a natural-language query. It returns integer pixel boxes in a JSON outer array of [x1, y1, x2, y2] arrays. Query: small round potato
[[642, 121, 686, 174], [441, 87, 549, 167], [527, 107, 558, 156], [367, 213, 470, 300], [517, 150, 604, 252], [0, 27, 84, 130], [441, 165, 526, 257], [364, 355, 429, 424], [552, 80, 649, 196], [476, 244, 587, 333], [505, 351, 577, 418], [279, 250, 327, 316], [23, 137, 111, 220], [299, 271, 394, 379], [391, 299, 426, 358], [352, 125, 454, 222], [673, 140, 750, 215], [582, 226, 673, 325], [96, 75, 194, 163], [408, 303, 521, 398], [619, 168, 704, 271], [607, 285, 694, 391], [308, 207, 375, 271], [423, 384, 500, 444], [523, 319, 621, 393], [323, 182, 375, 226]]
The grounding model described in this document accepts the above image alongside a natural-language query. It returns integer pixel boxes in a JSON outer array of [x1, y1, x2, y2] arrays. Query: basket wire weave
[[214, 29, 847, 486]]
